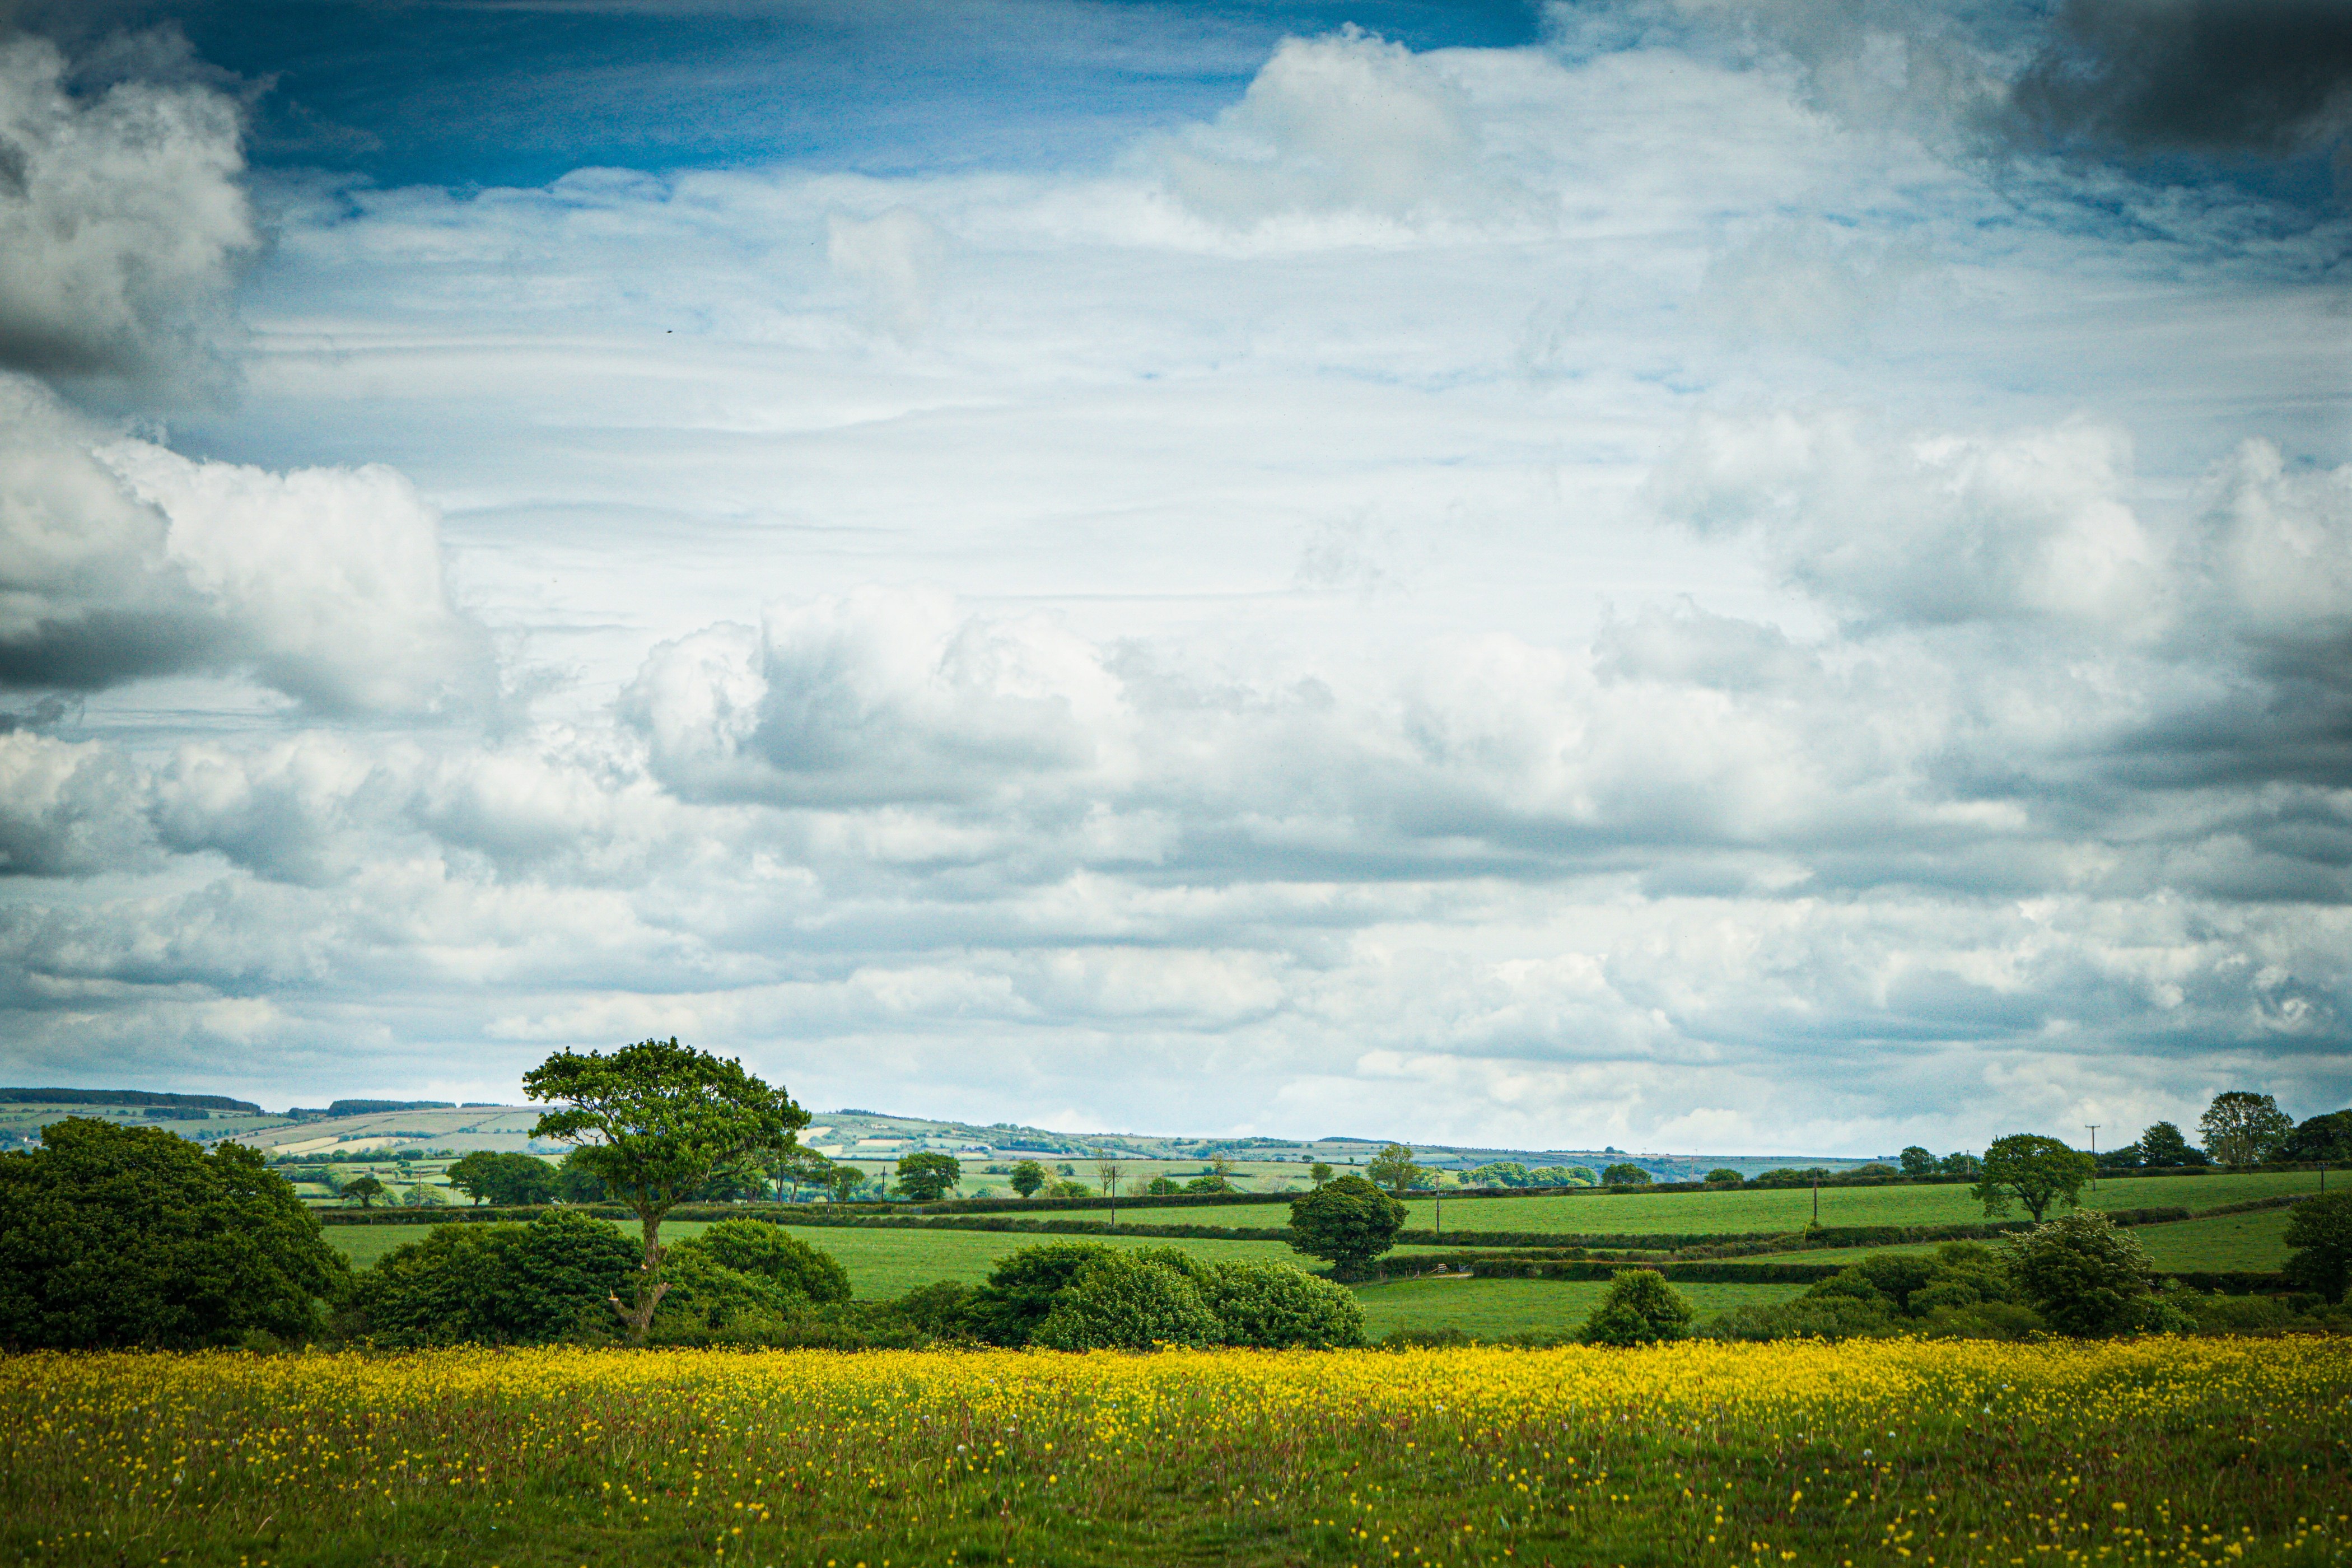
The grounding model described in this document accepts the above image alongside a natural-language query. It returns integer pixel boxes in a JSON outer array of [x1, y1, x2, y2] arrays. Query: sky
[[0, 0, 2347, 1154]]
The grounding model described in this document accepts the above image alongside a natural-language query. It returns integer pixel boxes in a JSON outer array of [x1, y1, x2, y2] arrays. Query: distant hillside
[[0, 1086, 262, 1114]]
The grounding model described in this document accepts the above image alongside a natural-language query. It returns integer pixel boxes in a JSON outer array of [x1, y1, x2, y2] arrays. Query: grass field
[[1759, 1203, 2307, 1271], [1351, 1278, 1810, 1340], [1269, 1169, 2331, 1237], [9, 1340, 2348, 1567]]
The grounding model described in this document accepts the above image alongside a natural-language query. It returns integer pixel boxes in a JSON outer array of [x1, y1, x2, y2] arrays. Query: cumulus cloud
[[0, 30, 251, 391], [827, 206, 946, 343], [0, 375, 494, 715]]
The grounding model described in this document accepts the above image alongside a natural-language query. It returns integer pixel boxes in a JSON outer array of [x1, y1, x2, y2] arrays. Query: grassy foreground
[[7, 1340, 2349, 1568]]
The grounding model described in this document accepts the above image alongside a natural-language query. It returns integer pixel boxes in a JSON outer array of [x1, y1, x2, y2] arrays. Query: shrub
[[0, 1118, 349, 1351], [2282, 1192, 2352, 1304], [678, 1219, 851, 1303], [969, 1242, 1114, 1346], [1700, 1296, 1896, 1342], [1600, 1164, 1652, 1188], [1581, 1268, 1693, 1345], [894, 1280, 982, 1340], [1287, 1175, 1406, 1278], [2003, 1211, 2160, 1337], [1195, 1261, 1366, 1348], [1030, 1253, 1220, 1351], [1704, 1169, 1744, 1185], [1915, 1300, 2045, 1340], [344, 1209, 636, 1346], [648, 1248, 795, 1334]]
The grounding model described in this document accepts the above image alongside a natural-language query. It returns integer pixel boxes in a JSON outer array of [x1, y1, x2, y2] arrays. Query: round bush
[[1031, 1253, 1220, 1351], [1198, 1261, 1366, 1348], [348, 1208, 637, 1346], [682, 1219, 851, 1303], [648, 1247, 795, 1334], [970, 1242, 1116, 1346], [2003, 1211, 2158, 1337], [1581, 1268, 1693, 1346]]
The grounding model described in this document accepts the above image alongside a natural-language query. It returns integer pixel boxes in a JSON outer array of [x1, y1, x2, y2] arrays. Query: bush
[[2003, 1211, 2160, 1337], [969, 1242, 1115, 1346], [2178, 1291, 2300, 1333], [895, 1280, 982, 1340], [676, 1219, 851, 1303], [1581, 1269, 1693, 1345], [1287, 1175, 1406, 1278], [1704, 1169, 1744, 1185], [648, 1248, 795, 1334], [344, 1209, 637, 1346], [1701, 1296, 1896, 1342], [0, 1118, 349, 1350], [1600, 1164, 1652, 1188], [1031, 1253, 1220, 1351], [2282, 1192, 2352, 1304], [1916, 1300, 2045, 1340], [1195, 1260, 1366, 1348]]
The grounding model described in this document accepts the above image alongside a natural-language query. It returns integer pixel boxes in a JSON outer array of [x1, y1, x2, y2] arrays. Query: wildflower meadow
[[6, 1337, 2347, 1567]]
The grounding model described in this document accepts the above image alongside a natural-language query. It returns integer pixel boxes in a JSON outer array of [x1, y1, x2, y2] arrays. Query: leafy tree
[[2095, 1141, 2146, 1170], [1582, 1269, 1693, 1346], [343, 1209, 637, 1347], [2282, 1192, 2352, 1304], [1898, 1146, 1937, 1177], [826, 1164, 869, 1203], [1704, 1168, 1744, 1185], [1144, 1174, 1183, 1195], [769, 1145, 836, 1202], [1467, 1161, 1530, 1188], [1936, 1151, 1983, 1178], [895, 1151, 962, 1201], [1046, 1179, 1093, 1198], [1534, 1165, 1597, 1187], [676, 1218, 852, 1303], [2001, 1211, 2163, 1337], [1600, 1163, 1652, 1188], [1182, 1172, 1233, 1194], [0, 1118, 350, 1351], [446, 1151, 558, 1207], [2135, 1121, 2207, 1168], [2280, 1110, 2352, 1165], [970, 1242, 1114, 1346], [1032, 1252, 1222, 1350], [1009, 1159, 1048, 1198], [342, 1175, 386, 1208], [1287, 1174, 1406, 1278], [2199, 1092, 2293, 1166], [646, 1248, 794, 1337], [1837, 1163, 1899, 1182], [1364, 1142, 1428, 1195], [1972, 1135, 2094, 1222], [524, 1037, 809, 1342], [1309, 1161, 1334, 1187], [553, 1147, 609, 1202]]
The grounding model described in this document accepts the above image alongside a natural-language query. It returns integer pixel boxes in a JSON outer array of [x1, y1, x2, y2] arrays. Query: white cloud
[[827, 206, 946, 343], [0, 32, 251, 390]]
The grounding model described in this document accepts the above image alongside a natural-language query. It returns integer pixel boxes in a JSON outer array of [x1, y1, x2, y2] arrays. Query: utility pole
[[1811, 1172, 1820, 1228], [2085, 1126, 2100, 1190]]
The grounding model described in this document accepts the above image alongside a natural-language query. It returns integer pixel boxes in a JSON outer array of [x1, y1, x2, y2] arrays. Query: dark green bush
[[0, 1118, 348, 1350], [1700, 1296, 1897, 1342], [344, 1209, 636, 1346], [675, 1219, 851, 1303], [2003, 1212, 2163, 1337], [969, 1242, 1116, 1346], [1030, 1253, 1220, 1350], [1581, 1268, 1693, 1345], [1195, 1260, 1366, 1348]]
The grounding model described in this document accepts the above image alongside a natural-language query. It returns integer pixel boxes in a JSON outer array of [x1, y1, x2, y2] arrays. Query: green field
[[1351, 1277, 1809, 1339], [1218, 1168, 2328, 1237]]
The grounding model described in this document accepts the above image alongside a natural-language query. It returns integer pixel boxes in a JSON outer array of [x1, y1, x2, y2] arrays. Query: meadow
[[7, 1338, 2347, 1567], [1307, 1169, 2330, 1238]]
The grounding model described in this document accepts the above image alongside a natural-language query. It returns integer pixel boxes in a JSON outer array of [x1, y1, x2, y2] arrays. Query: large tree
[[1972, 1134, 2095, 1223], [2135, 1121, 2208, 1168], [446, 1150, 558, 1207], [1009, 1159, 1048, 1198], [524, 1037, 808, 1342], [2199, 1092, 2293, 1166], [0, 1118, 348, 1350], [1287, 1174, 1407, 1278], [2280, 1110, 2352, 1165]]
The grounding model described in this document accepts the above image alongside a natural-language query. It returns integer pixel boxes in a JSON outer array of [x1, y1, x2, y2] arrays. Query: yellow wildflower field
[[4, 1337, 2347, 1566]]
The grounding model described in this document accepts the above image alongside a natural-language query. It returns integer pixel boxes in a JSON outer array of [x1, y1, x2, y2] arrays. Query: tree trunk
[[612, 1205, 672, 1343]]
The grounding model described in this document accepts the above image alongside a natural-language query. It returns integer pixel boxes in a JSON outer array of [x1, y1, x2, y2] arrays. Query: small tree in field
[[342, 1175, 386, 1208], [1309, 1161, 1334, 1187], [2135, 1121, 2207, 1167], [1009, 1159, 1048, 1198], [1365, 1143, 1426, 1196], [1972, 1135, 2094, 1222], [895, 1151, 961, 1201], [825, 1164, 869, 1203], [2003, 1211, 2160, 1336], [524, 1038, 808, 1343], [1898, 1146, 1936, 1177], [2199, 1093, 2293, 1166], [1601, 1163, 1651, 1188], [1287, 1175, 1406, 1279], [1704, 1168, 1744, 1185]]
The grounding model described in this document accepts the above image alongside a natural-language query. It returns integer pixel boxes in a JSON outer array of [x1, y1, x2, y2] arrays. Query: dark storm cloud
[[2011, 0, 2352, 157]]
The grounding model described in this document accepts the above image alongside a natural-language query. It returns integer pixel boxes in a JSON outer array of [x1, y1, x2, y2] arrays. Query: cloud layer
[[0, 11, 2344, 1150]]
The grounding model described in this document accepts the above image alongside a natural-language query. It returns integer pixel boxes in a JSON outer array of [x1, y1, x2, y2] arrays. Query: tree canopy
[[1363, 1143, 1426, 1194], [1009, 1159, 1047, 1197], [1287, 1174, 1406, 1278], [1972, 1134, 2094, 1222], [2283, 1192, 2352, 1304], [0, 1118, 348, 1350], [446, 1151, 558, 1207], [1600, 1163, 1652, 1187], [524, 1037, 808, 1341], [895, 1151, 962, 1201], [2199, 1092, 2292, 1166], [2001, 1212, 2164, 1337]]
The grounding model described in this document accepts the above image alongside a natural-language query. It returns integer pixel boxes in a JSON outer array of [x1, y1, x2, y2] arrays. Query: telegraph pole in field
[[2086, 1126, 2099, 1191]]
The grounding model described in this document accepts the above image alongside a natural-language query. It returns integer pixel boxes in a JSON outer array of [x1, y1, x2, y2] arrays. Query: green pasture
[[1213, 1168, 2326, 1237], [1350, 1277, 1810, 1340]]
